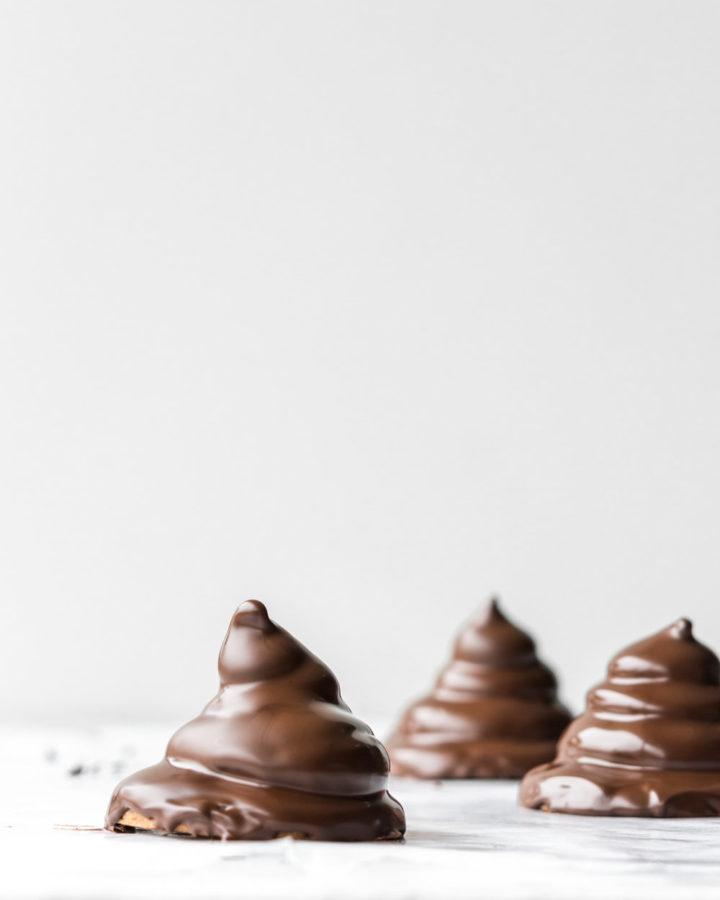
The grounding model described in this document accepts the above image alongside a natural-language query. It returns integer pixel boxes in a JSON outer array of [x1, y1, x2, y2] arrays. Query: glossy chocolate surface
[[106, 601, 405, 840], [387, 599, 571, 778], [520, 618, 720, 816]]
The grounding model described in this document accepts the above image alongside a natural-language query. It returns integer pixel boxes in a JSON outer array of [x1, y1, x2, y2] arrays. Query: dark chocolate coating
[[105, 601, 405, 840], [387, 599, 571, 778], [520, 618, 720, 816]]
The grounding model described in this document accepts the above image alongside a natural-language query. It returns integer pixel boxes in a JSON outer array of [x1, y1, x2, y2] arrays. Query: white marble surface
[[3, 724, 720, 899]]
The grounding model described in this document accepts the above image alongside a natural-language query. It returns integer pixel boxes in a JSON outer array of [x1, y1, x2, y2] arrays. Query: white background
[[2, 1, 720, 729]]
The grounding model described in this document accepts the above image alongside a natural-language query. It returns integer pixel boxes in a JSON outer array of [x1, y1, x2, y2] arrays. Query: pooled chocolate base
[[519, 761, 720, 817], [391, 738, 566, 780], [107, 760, 405, 841]]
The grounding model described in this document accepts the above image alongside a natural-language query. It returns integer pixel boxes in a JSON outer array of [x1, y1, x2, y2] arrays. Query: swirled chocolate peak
[[106, 601, 405, 840], [386, 598, 571, 778], [520, 618, 720, 816]]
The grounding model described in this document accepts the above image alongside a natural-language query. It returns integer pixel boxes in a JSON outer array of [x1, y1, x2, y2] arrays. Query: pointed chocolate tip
[[668, 617, 693, 640], [233, 600, 272, 631], [486, 596, 504, 619], [470, 596, 507, 628]]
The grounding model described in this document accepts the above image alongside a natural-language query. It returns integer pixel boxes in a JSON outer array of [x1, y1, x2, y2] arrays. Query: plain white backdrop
[[1, 1, 720, 729]]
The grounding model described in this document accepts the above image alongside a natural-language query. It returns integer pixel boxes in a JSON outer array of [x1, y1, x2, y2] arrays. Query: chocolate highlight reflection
[[520, 618, 720, 817], [387, 599, 571, 778], [105, 601, 405, 840]]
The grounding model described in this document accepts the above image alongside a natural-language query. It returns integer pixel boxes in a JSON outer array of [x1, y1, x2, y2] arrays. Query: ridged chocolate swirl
[[106, 601, 405, 840], [520, 618, 720, 816], [387, 599, 571, 778]]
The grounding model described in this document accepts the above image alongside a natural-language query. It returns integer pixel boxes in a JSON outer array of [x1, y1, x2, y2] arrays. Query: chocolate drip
[[387, 599, 571, 779], [520, 618, 720, 816], [106, 601, 405, 840]]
